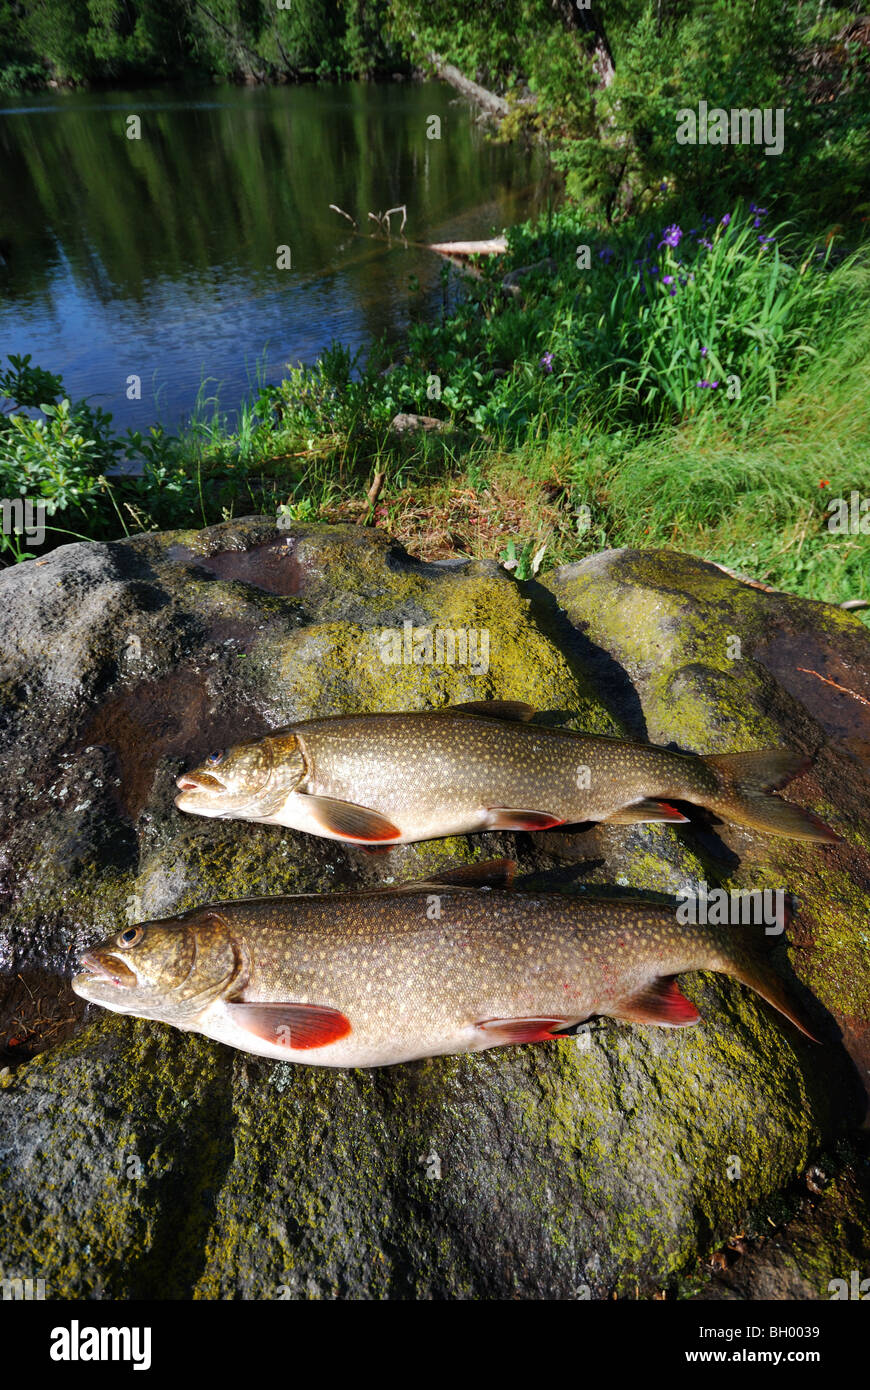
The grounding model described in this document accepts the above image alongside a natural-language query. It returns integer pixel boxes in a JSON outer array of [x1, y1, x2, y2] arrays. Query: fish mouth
[[77, 950, 137, 988], [176, 772, 225, 794]]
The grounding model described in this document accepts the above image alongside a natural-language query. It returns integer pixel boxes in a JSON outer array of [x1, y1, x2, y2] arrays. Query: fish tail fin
[[701, 749, 842, 844], [715, 906, 820, 1041]]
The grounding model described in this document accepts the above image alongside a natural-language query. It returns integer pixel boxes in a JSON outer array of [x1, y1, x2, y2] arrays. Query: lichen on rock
[[0, 522, 867, 1298]]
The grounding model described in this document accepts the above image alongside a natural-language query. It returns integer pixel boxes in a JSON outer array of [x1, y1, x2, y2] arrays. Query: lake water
[[0, 82, 547, 433]]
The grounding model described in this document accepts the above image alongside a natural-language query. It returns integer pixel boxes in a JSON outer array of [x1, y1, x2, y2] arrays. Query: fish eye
[[117, 925, 143, 948], [207, 750, 225, 766]]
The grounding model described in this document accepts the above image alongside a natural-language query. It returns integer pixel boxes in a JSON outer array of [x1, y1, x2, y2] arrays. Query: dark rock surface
[[1, 520, 868, 1299]]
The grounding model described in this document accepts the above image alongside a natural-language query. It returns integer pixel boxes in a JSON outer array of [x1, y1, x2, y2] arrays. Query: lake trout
[[174, 701, 840, 846], [72, 862, 818, 1066]]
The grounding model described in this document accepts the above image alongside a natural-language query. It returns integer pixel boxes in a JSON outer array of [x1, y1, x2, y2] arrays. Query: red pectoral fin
[[299, 793, 401, 843], [226, 1001, 351, 1049], [476, 1016, 578, 1044], [485, 808, 565, 831], [614, 977, 700, 1028]]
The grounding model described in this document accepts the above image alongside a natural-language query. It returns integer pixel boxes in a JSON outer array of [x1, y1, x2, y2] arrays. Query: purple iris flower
[[720, 213, 731, 227], [659, 224, 682, 248], [540, 352, 554, 372], [662, 275, 674, 284]]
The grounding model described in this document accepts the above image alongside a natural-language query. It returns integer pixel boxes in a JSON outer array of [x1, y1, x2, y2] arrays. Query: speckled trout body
[[175, 702, 840, 845], [73, 864, 817, 1067]]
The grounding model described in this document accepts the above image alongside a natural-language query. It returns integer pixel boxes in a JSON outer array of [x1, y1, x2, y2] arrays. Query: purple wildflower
[[700, 346, 708, 357], [698, 380, 710, 388], [700, 237, 713, 250], [598, 246, 615, 264], [659, 181, 668, 192], [758, 235, 775, 245], [540, 352, 554, 372], [720, 213, 731, 227], [659, 224, 683, 249], [662, 275, 674, 285]]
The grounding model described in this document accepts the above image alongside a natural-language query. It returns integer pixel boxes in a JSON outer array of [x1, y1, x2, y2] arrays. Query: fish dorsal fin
[[449, 700, 537, 721], [389, 858, 516, 893], [613, 977, 700, 1028], [298, 794, 402, 843], [226, 1001, 351, 1049]]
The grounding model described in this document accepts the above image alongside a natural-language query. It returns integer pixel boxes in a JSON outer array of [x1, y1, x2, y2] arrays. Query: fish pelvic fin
[[702, 749, 842, 844]]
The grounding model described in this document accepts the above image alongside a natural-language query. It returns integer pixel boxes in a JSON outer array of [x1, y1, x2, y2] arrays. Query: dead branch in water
[[327, 204, 500, 280], [329, 204, 357, 230]]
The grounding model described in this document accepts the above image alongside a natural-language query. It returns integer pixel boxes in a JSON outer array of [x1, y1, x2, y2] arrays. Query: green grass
[[1, 202, 868, 621]]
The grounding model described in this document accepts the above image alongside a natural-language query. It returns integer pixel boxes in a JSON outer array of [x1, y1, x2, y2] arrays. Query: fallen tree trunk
[[427, 53, 509, 117]]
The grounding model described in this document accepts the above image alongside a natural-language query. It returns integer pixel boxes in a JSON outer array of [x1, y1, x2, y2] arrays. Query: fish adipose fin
[[702, 750, 842, 844], [606, 799, 690, 825], [485, 808, 565, 831], [476, 1016, 580, 1044], [226, 1001, 351, 1049], [614, 977, 701, 1028], [450, 700, 537, 721], [300, 794, 402, 843]]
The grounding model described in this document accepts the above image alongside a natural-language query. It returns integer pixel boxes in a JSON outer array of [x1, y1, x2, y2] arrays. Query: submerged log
[[426, 237, 507, 257]]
